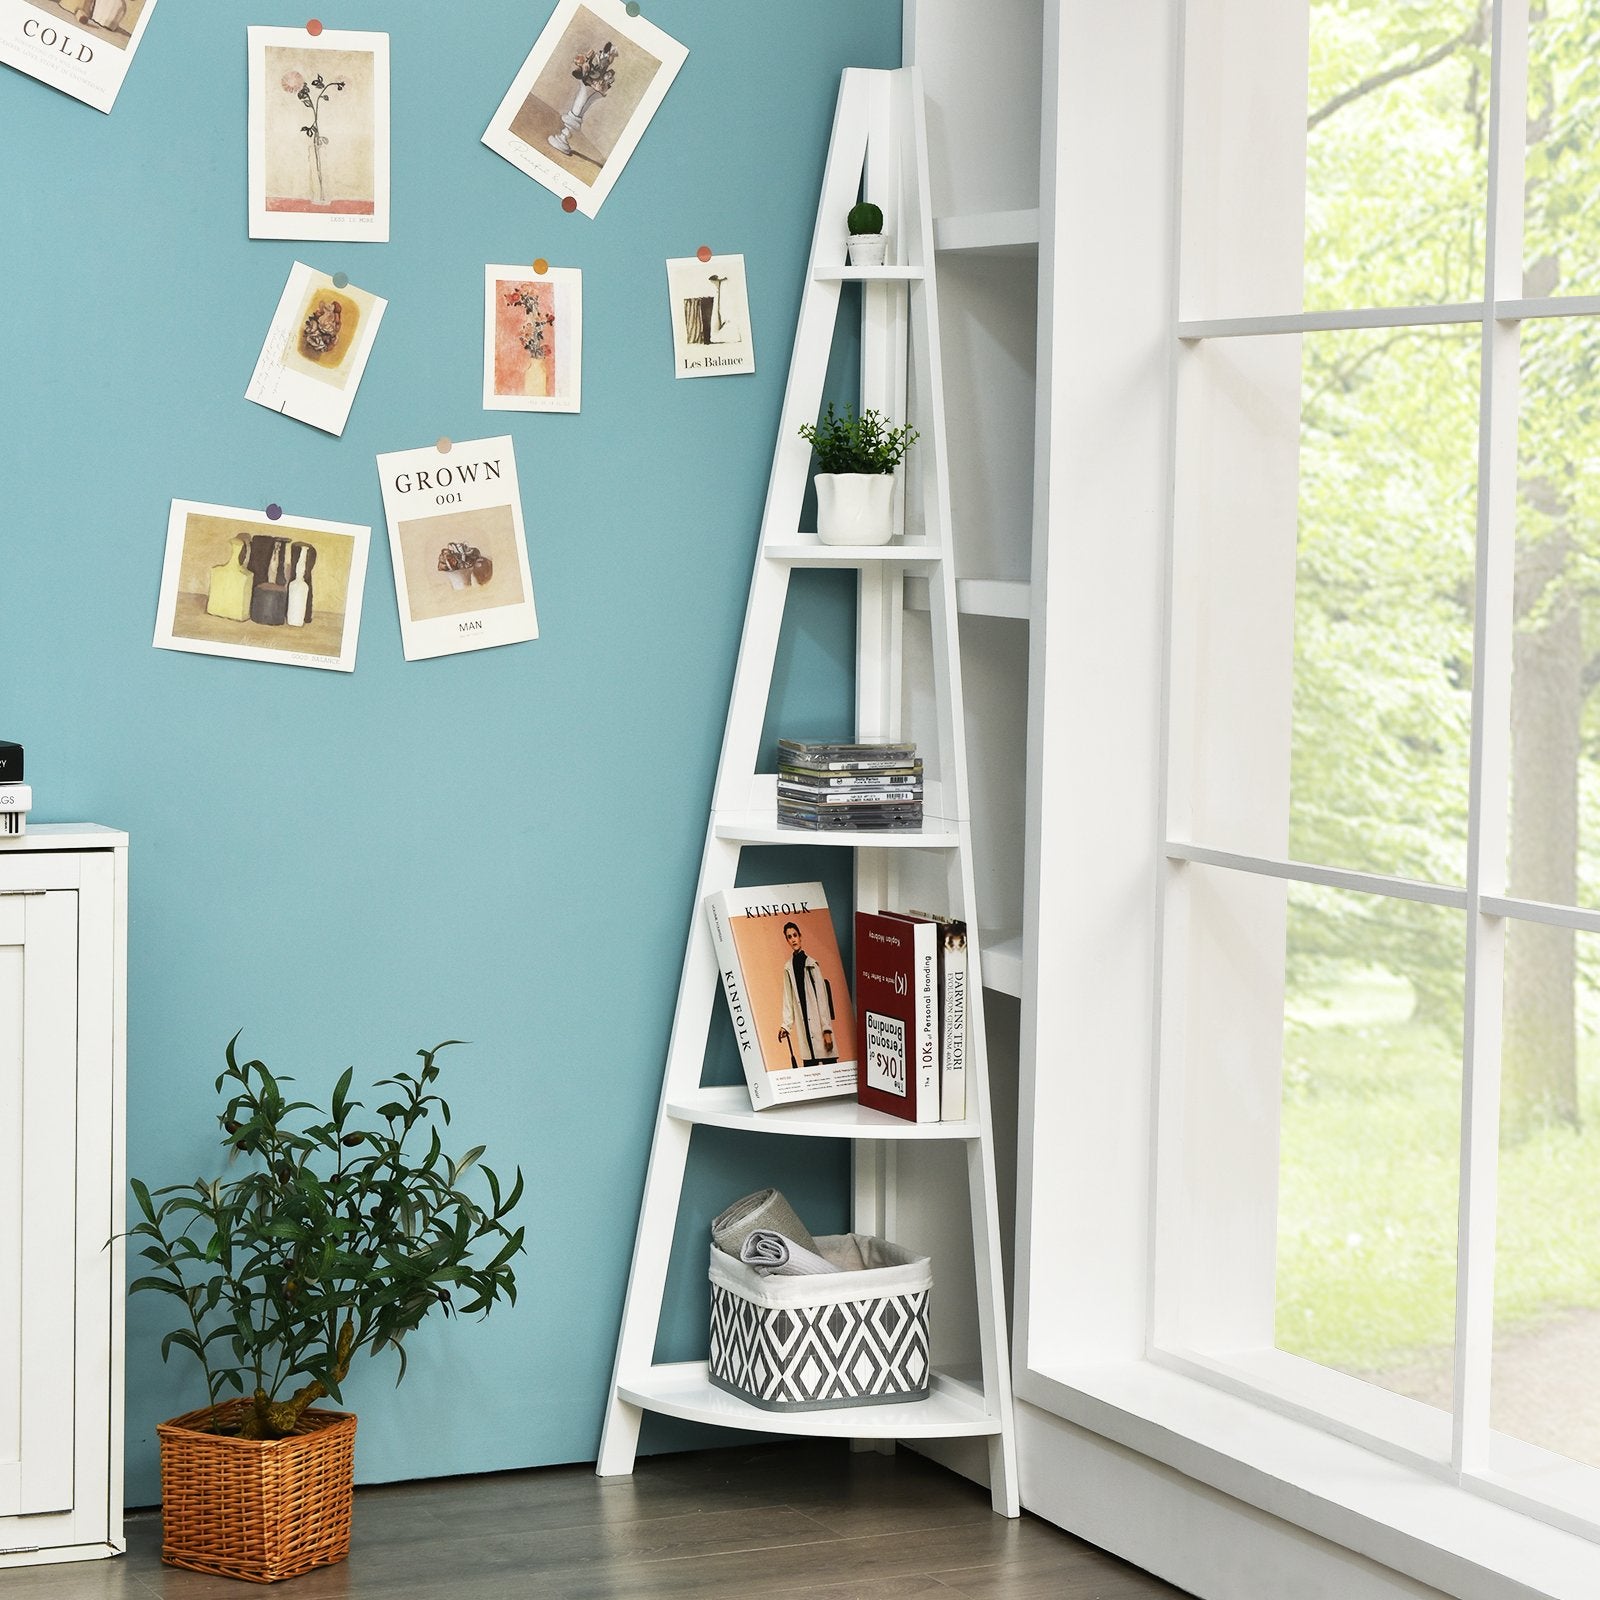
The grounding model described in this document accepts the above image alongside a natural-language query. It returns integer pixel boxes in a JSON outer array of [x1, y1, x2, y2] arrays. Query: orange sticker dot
[[435, 437, 452, 455], [306, 18, 322, 35], [561, 196, 577, 213], [696, 245, 712, 262], [533, 258, 549, 274]]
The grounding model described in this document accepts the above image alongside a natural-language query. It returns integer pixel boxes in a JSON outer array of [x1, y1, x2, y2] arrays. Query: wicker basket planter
[[157, 1399, 357, 1584]]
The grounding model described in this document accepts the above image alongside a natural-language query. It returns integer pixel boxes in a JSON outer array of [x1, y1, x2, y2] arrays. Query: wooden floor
[[7, 1440, 1194, 1598]]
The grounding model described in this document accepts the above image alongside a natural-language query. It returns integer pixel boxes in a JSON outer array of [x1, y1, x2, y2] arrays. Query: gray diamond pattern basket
[[708, 1234, 931, 1411]]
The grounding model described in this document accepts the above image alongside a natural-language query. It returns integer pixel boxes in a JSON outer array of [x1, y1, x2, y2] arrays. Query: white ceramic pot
[[846, 234, 888, 267], [815, 473, 895, 545]]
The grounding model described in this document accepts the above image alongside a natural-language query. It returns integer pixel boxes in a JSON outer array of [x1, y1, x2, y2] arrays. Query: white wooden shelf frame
[[597, 65, 1019, 1518]]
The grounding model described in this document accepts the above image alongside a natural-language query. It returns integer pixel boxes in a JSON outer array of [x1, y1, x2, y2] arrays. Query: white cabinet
[[0, 825, 126, 1568]]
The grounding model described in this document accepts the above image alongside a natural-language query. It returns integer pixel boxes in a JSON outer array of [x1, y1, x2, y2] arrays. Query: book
[[0, 785, 32, 814], [0, 742, 21, 782], [0, 813, 23, 838], [706, 881, 857, 1110], [854, 910, 938, 1122], [911, 912, 969, 1121]]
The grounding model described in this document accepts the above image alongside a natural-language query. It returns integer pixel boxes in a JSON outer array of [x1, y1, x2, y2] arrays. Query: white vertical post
[[1453, 0, 1527, 1478]]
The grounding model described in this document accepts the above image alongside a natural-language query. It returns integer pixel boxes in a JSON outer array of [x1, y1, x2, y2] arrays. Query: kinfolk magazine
[[706, 881, 856, 1110]]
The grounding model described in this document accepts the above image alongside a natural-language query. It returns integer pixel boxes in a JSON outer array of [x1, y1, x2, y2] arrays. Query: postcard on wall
[[246, 262, 387, 436], [153, 500, 370, 673], [376, 437, 538, 661], [483, 264, 582, 414], [0, 0, 159, 113], [666, 253, 755, 379], [248, 25, 390, 242], [481, 0, 686, 218]]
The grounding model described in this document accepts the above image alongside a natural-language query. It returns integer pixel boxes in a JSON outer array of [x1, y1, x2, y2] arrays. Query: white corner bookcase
[[597, 65, 1018, 1515], [0, 825, 127, 1570]]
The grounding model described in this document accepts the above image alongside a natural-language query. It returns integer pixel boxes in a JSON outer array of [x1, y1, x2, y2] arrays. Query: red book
[[854, 910, 938, 1122]]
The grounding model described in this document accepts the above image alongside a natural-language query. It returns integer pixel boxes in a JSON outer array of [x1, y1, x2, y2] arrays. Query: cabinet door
[[0, 890, 78, 1518]]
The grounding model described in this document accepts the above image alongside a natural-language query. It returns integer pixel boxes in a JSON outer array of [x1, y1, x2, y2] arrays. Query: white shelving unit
[[596, 64, 1019, 1518]]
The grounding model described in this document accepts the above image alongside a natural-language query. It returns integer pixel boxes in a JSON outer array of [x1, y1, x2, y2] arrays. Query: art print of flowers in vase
[[548, 41, 617, 157], [500, 284, 556, 399], [282, 67, 346, 207]]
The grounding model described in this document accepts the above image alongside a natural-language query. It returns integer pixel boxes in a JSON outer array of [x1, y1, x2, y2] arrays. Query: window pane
[[1306, 1, 1488, 311], [1525, 1, 1600, 301], [1509, 317, 1600, 913], [1493, 920, 1600, 1470], [1278, 884, 1463, 1407], [1174, 327, 1478, 881]]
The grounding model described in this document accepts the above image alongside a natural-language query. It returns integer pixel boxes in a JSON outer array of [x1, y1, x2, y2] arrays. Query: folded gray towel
[[711, 1188, 819, 1259], [738, 1228, 837, 1276]]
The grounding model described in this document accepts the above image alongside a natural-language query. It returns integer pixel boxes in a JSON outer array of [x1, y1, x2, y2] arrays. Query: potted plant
[[799, 402, 919, 545], [128, 1035, 524, 1583], [846, 200, 887, 266]]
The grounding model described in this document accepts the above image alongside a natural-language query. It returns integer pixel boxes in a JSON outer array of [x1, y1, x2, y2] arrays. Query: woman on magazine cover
[[777, 920, 837, 1068]]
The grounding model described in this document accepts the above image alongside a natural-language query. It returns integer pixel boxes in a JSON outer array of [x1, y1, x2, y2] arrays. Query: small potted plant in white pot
[[846, 201, 887, 266], [128, 1035, 524, 1584], [799, 402, 919, 546]]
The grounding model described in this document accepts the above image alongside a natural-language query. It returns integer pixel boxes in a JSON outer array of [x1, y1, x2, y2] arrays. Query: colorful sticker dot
[[266, 503, 283, 521], [625, 2, 640, 15], [561, 196, 578, 213], [435, 437, 452, 455], [696, 245, 712, 263], [533, 257, 549, 275], [306, 18, 322, 35], [331, 271, 349, 289]]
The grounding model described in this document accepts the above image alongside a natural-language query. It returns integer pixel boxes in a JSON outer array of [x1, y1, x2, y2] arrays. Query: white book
[[0, 785, 32, 814], [0, 812, 24, 838], [911, 913, 969, 1122]]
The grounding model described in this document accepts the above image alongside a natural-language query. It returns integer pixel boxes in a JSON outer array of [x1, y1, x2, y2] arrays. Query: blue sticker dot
[[332, 272, 349, 289]]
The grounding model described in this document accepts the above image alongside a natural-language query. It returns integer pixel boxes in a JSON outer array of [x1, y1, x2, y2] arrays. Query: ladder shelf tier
[[768, 539, 941, 567], [617, 1363, 1003, 1440], [812, 265, 926, 282], [667, 1084, 980, 1139]]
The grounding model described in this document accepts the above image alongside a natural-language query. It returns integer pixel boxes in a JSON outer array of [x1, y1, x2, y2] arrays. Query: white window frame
[[1014, 3, 1600, 1596]]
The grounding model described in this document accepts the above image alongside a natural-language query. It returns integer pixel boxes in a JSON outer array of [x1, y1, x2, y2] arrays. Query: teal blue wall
[[0, 0, 899, 1504]]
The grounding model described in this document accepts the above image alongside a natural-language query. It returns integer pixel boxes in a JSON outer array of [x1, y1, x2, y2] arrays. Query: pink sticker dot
[[561, 196, 577, 213], [266, 504, 282, 521], [306, 18, 322, 35], [435, 437, 452, 455], [697, 245, 712, 263]]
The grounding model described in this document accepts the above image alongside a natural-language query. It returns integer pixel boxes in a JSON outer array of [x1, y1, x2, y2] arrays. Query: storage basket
[[157, 1399, 356, 1584], [708, 1233, 931, 1411]]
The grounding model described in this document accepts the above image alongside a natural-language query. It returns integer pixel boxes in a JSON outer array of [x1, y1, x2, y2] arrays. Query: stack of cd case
[[774, 739, 924, 831]]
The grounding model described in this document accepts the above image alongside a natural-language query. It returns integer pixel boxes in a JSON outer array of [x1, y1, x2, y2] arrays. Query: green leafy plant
[[799, 403, 919, 475], [128, 1035, 524, 1440], [847, 200, 883, 235]]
